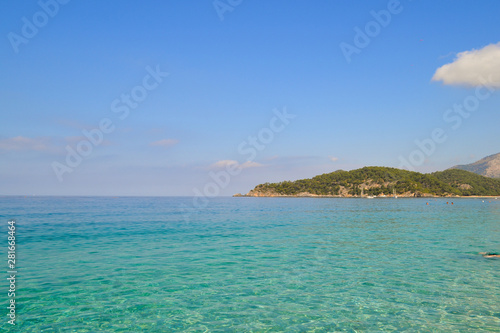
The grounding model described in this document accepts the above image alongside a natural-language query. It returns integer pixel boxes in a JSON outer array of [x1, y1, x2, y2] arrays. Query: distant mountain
[[451, 153, 500, 178], [235, 167, 500, 197]]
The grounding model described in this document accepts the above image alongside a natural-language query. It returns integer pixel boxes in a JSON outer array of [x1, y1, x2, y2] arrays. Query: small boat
[[393, 189, 397, 199], [367, 196, 374, 199]]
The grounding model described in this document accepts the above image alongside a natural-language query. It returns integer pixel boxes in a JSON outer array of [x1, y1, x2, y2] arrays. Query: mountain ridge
[[451, 153, 500, 178]]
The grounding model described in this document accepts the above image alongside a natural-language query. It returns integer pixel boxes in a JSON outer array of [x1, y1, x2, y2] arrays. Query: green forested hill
[[432, 169, 500, 196], [245, 167, 500, 197]]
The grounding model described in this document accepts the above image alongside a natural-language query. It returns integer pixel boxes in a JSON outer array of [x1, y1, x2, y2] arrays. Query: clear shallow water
[[0, 196, 499, 332]]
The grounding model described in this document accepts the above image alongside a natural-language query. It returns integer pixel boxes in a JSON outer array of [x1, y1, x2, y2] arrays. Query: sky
[[1, 0, 500, 196]]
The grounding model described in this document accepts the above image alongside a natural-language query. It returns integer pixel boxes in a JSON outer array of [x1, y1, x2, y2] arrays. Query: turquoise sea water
[[0, 196, 499, 332]]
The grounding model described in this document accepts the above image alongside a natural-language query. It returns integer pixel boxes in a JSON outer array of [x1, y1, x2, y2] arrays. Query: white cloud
[[210, 160, 238, 169], [0, 136, 50, 151], [210, 160, 263, 170], [149, 139, 178, 148], [329, 156, 339, 162], [64, 136, 112, 146], [241, 161, 264, 169], [432, 42, 500, 88]]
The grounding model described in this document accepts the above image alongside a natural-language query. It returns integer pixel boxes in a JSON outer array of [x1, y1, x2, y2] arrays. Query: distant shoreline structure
[[235, 166, 500, 198], [233, 193, 500, 199]]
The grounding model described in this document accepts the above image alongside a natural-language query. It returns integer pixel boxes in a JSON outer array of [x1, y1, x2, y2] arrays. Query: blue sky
[[1, 0, 500, 196]]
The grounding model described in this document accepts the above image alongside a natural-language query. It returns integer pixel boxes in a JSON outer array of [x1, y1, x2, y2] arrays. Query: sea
[[0, 196, 499, 332]]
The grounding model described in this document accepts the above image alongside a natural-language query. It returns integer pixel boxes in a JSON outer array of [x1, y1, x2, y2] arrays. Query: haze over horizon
[[1, 0, 499, 196]]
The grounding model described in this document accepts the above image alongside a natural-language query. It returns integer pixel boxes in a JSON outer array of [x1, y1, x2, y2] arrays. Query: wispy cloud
[[432, 42, 500, 88], [149, 139, 179, 148], [210, 160, 263, 170], [0, 136, 51, 151], [64, 136, 112, 146], [264, 155, 279, 161]]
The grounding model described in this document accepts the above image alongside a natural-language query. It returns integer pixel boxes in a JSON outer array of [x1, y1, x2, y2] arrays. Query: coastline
[[233, 193, 500, 199]]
